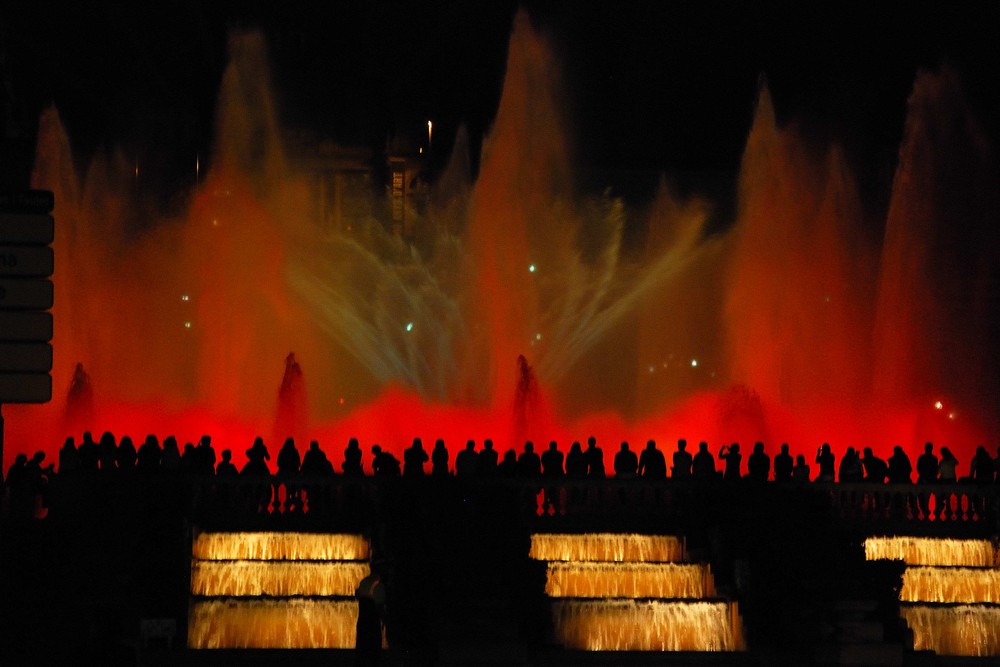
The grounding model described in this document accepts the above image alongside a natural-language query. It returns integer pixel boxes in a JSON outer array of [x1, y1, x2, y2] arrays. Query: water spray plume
[[5, 13, 997, 470]]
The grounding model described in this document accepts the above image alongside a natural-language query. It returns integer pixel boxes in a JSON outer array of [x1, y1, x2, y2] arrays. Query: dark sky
[[1, 1, 998, 196]]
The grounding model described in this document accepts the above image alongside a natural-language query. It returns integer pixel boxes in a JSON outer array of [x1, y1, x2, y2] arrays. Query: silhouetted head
[[846, 446, 856, 456], [925, 442, 934, 453], [434, 439, 445, 449], [620, 441, 630, 452], [677, 439, 687, 451], [412, 437, 423, 449], [372, 445, 382, 455], [587, 436, 596, 448], [780, 443, 789, 454], [698, 441, 708, 452], [821, 443, 831, 454], [466, 439, 476, 451], [524, 441, 534, 453], [484, 439, 494, 450], [200, 435, 211, 447], [310, 440, 320, 451], [863, 447, 873, 457], [221, 449, 232, 462], [753, 441, 764, 454], [570, 441, 581, 453], [796, 454, 805, 465], [941, 447, 952, 460], [348, 437, 359, 449], [503, 449, 517, 462], [282, 437, 295, 450], [62, 437, 75, 449], [32, 451, 45, 464], [646, 440, 656, 450], [13, 453, 26, 465], [730, 443, 740, 453]]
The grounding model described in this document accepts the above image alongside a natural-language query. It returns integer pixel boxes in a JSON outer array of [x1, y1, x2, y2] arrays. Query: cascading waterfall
[[531, 533, 742, 651], [188, 531, 371, 649], [865, 536, 1000, 656]]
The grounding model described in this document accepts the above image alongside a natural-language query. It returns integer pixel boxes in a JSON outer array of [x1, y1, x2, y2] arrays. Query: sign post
[[0, 189, 54, 482]]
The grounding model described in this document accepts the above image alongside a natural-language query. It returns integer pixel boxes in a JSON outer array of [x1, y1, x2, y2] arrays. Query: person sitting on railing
[[887, 446, 912, 483], [516, 441, 542, 478], [403, 438, 428, 477], [136, 435, 161, 474], [431, 439, 450, 476], [613, 442, 637, 479], [773, 443, 793, 482], [57, 437, 81, 477], [301, 440, 334, 476], [838, 447, 863, 483], [692, 441, 716, 481], [638, 440, 666, 480], [542, 441, 566, 514], [342, 438, 364, 476], [455, 440, 478, 477], [371, 445, 400, 477], [161, 436, 182, 473], [861, 447, 888, 483], [672, 440, 692, 480], [916, 442, 939, 484], [585, 437, 606, 479], [791, 454, 810, 482], [747, 441, 770, 482], [565, 441, 587, 478], [498, 449, 518, 477], [216, 449, 238, 477], [937, 447, 958, 482]]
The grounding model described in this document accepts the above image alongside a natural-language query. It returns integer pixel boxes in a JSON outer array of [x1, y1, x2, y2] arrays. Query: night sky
[[2, 1, 997, 201]]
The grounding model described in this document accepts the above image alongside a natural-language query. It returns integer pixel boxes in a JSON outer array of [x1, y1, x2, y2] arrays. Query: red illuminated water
[[6, 17, 997, 471]]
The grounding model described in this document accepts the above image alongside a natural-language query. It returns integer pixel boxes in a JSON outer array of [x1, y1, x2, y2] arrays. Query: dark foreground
[[2, 476, 998, 666]]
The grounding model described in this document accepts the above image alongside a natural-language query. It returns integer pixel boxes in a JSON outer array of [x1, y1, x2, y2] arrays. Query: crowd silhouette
[[5, 432, 1000, 521]]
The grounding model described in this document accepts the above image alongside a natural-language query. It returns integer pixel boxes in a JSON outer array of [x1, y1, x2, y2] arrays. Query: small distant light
[[406, 322, 414, 332], [339, 397, 345, 405], [212, 218, 219, 227], [934, 401, 943, 410], [535, 333, 542, 341], [648, 366, 655, 374], [691, 359, 698, 367], [184, 321, 192, 329], [419, 147, 423, 154], [181, 294, 190, 302], [528, 264, 536, 273], [824, 295, 831, 303], [710, 371, 717, 378], [948, 412, 956, 420]]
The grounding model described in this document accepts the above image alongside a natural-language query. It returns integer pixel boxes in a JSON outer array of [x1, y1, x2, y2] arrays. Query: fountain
[[530, 533, 742, 651], [4, 9, 997, 473], [188, 531, 372, 649], [865, 536, 1000, 656]]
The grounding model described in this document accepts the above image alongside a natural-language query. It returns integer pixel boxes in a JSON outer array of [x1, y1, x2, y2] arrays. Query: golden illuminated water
[[531, 533, 741, 651], [545, 562, 711, 598], [863, 536, 996, 566], [191, 561, 370, 597], [529, 533, 683, 562], [189, 599, 358, 649], [552, 599, 740, 651], [192, 532, 369, 561], [901, 605, 1000, 656], [189, 532, 370, 649], [866, 536, 1000, 656], [901, 567, 1000, 604]]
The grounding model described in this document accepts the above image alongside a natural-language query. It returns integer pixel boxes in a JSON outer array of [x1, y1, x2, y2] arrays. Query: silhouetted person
[[565, 441, 587, 478], [614, 442, 638, 479], [371, 445, 400, 477], [638, 440, 667, 480], [792, 454, 811, 482], [196, 435, 217, 476], [517, 441, 542, 478], [403, 438, 428, 476], [78, 431, 99, 473], [431, 439, 449, 476], [692, 441, 716, 481], [672, 440, 692, 479], [747, 441, 770, 482], [355, 562, 386, 666], [243, 437, 272, 476], [719, 443, 741, 481], [25, 451, 53, 517], [116, 435, 137, 474], [498, 449, 518, 477], [938, 447, 958, 482], [97, 431, 118, 473], [477, 439, 499, 476], [887, 446, 913, 483], [815, 443, 835, 482], [455, 440, 478, 477], [839, 447, 863, 483], [915, 442, 939, 484], [862, 448, 888, 483], [971, 446, 995, 484], [181, 442, 197, 473], [773, 443, 793, 482], [161, 436, 181, 472], [301, 440, 334, 476], [585, 436, 605, 479], [342, 438, 364, 476], [136, 435, 161, 473], [216, 449, 238, 477], [541, 441, 565, 477], [58, 437, 81, 476], [5, 453, 31, 520]]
